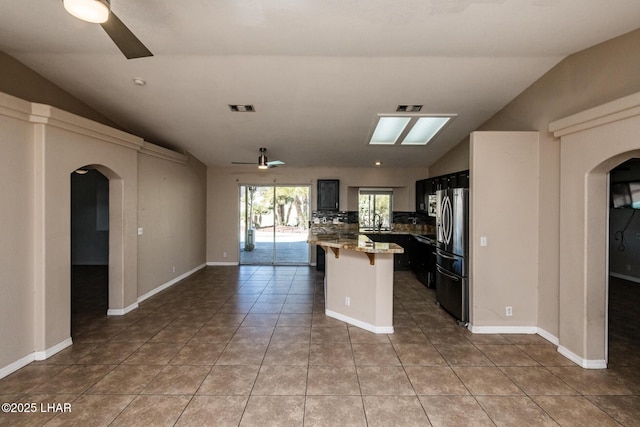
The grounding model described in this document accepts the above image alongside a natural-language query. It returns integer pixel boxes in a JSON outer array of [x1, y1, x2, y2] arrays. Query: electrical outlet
[[223, 252, 228, 258], [506, 306, 513, 316], [626, 264, 632, 271], [172, 266, 176, 273], [345, 297, 351, 306], [480, 236, 487, 247]]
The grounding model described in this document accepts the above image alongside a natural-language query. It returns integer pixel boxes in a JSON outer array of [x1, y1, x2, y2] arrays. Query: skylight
[[369, 117, 411, 145], [368, 114, 456, 146]]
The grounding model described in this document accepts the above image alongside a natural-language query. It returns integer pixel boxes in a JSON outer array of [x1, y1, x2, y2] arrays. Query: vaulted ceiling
[[1, 1, 639, 167]]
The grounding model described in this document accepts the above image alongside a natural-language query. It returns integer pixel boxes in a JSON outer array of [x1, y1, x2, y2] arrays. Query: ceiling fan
[[232, 148, 286, 169], [63, 0, 153, 59]]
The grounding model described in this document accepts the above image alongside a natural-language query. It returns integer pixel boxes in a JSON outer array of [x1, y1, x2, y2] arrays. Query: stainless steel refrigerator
[[435, 188, 469, 325]]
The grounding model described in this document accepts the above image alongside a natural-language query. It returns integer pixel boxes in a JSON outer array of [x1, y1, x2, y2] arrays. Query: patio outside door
[[239, 185, 310, 265]]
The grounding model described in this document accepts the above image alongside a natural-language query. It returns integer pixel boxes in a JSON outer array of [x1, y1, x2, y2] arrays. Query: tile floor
[[1, 266, 640, 426]]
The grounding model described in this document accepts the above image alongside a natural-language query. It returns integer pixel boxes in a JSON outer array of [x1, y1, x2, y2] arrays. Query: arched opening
[[607, 157, 640, 367], [70, 167, 109, 335]]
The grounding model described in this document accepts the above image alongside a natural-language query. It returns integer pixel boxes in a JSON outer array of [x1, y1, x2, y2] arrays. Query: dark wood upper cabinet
[[317, 179, 339, 211]]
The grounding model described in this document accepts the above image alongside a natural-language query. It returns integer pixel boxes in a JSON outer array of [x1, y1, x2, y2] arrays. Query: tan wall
[[207, 166, 429, 264], [0, 95, 35, 369], [0, 52, 119, 129], [138, 151, 207, 296], [428, 28, 640, 341], [0, 92, 207, 376], [469, 131, 539, 329]]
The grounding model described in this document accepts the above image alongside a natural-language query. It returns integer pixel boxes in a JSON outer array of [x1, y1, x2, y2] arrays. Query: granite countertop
[[307, 233, 404, 254]]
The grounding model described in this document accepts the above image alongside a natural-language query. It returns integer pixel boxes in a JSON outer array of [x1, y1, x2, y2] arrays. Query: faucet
[[373, 214, 383, 231]]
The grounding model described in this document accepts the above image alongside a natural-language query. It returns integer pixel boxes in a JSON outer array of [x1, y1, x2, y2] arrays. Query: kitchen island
[[308, 233, 404, 333]]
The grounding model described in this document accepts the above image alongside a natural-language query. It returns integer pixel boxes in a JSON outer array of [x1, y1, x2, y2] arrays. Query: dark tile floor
[[1, 266, 639, 426]]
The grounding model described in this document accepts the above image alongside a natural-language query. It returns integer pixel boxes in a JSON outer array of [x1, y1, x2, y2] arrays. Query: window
[[359, 189, 393, 230]]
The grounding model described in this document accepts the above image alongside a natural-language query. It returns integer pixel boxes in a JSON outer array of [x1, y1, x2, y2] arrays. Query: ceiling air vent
[[228, 104, 255, 112], [396, 105, 422, 112]]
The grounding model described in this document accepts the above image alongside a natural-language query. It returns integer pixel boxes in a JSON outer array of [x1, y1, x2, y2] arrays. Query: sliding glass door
[[239, 185, 310, 265]]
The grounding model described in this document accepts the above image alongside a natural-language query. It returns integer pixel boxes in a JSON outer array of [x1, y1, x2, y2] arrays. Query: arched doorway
[[70, 167, 109, 335], [607, 158, 640, 366], [551, 91, 640, 368]]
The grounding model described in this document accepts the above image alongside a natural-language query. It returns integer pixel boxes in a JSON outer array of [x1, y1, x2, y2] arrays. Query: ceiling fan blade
[[100, 12, 153, 59], [267, 160, 285, 167]]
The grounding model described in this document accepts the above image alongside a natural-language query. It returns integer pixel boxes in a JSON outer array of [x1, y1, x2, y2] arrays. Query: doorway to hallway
[[239, 185, 310, 265], [70, 168, 109, 335]]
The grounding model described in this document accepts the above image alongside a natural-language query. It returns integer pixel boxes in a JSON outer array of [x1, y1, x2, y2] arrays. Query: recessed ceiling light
[[375, 161, 382, 166], [133, 77, 146, 86], [401, 116, 454, 145], [369, 117, 411, 145]]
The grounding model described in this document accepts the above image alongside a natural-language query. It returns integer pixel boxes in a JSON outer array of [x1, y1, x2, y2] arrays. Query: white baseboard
[[1, 338, 73, 380], [558, 345, 607, 369], [34, 337, 73, 361], [107, 303, 139, 316], [325, 309, 394, 334], [207, 261, 239, 266], [0, 353, 34, 380], [137, 263, 206, 304], [469, 325, 539, 334], [536, 327, 560, 345], [610, 272, 640, 284]]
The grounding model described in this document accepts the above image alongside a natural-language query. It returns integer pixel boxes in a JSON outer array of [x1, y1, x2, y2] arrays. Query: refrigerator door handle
[[436, 265, 460, 281], [436, 249, 458, 260]]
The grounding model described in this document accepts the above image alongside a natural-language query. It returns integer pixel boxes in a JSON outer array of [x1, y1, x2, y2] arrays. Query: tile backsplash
[[310, 210, 435, 235]]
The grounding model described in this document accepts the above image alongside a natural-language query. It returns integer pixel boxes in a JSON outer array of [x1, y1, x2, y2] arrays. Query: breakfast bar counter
[[307, 233, 404, 333]]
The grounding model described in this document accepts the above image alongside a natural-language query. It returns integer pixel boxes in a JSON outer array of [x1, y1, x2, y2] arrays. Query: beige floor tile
[[533, 395, 620, 426], [35, 343, 98, 365], [476, 395, 559, 426], [276, 313, 312, 327], [230, 326, 275, 343], [393, 343, 448, 366], [363, 395, 431, 427], [176, 396, 248, 427], [309, 342, 355, 365], [501, 366, 578, 395], [110, 395, 191, 427], [270, 326, 311, 343], [142, 365, 210, 395], [476, 344, 540, 367], [347, 326, 391, 344], [77, 341, 143, 364], [356, 366, 415, 396], [419, 395, 494, 427], [516, 344, 577, 367], [197, 365, 260, 395], [504, 334, 553, 345], [405, 366, 468, 395], [149, 324, 198, 343], [251, 365, 308, 395], [123, 342, 184, 365], [240, 313, 279, 327], [548, 366, 636, 395], [304, 396, 366, 427], [0, 364, 67, 394], [306, 365, 361, 395], [435, 344, 494, 367], [311, 326, 350, 343], [388, 326, 431, 344], [170, 342, 226, 365], [262, 342, 309, 366], [587, 395, 640, 426], [240, 395, 305, 427], [352, 343, 401, 365], [215, 342, 268, 365], [44, 394, 135, 427], [34, 364, 115, 394], [191, 325, 237, 343], [453, 367, 523, 395], [90, 364, 163, 394]]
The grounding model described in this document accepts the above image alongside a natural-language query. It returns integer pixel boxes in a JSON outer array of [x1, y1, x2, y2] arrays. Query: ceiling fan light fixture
[[258, 148, 268, 169], [63, 0, 110, 24]]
